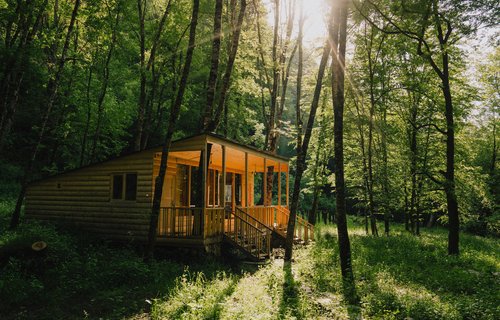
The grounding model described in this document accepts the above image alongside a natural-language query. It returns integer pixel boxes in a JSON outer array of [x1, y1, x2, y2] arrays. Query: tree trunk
[[202, 0, 223, 131], [366, 25, 378, 237], [134, 0, 147, 152], [331, 0, 355, 288], [442, 63, 459, 255], [10, 0, 81, 229], [209, 0, 247, 132], [409, 91, 418, 235], [91, 6, 121, 162], [145, 0, 200, 260], [141, 0, 173, 149], [284, 4, 332, 262], [80, 68, 93, 167]]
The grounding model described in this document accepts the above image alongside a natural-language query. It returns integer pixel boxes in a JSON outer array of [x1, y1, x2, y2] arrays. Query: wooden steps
[[222, 206, 314, 261]]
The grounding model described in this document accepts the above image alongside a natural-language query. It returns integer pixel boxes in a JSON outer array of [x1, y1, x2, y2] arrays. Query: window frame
[[110, 172, 138, 202]]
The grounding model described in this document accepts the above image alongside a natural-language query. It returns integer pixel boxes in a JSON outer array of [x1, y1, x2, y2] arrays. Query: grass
[[1, 198, 499, 319]]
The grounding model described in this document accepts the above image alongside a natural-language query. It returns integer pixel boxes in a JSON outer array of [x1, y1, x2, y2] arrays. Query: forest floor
[[0, 201, 499, 319]]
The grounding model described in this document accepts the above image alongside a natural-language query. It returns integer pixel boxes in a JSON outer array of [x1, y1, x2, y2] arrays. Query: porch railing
[[275, 206, 314, 242], [240, 206, 274, 228], [157, 207, 225, 239], [157, 205, 313, 243], [157, 207, 204, 238], [224, 207, 271, 259], [204, 208, 225, 238]]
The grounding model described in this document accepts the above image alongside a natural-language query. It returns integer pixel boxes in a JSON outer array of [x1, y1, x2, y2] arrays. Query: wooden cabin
[[25, 133, 313, 260]]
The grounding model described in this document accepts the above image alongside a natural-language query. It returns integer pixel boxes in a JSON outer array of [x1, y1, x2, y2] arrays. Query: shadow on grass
[[0, 219, 254, 320], [342, 278, 362, 320], [279, 261, 302, 319]]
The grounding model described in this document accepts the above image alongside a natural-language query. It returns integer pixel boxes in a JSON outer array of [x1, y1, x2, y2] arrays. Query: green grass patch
[[306, 223, 500, 320]]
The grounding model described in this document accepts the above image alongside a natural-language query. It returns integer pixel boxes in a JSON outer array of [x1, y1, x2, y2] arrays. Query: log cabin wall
[[25, 150, 157, 241]]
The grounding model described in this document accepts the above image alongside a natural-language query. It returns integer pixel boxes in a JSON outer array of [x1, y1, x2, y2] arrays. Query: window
[[176, 164, 189, 206], [125, 173, 137, 200], [112, 175, 124, 199], [111, 173, 137, 201]]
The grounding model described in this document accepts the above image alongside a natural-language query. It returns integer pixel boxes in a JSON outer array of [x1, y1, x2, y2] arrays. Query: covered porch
[[151, 134, 313, 256]]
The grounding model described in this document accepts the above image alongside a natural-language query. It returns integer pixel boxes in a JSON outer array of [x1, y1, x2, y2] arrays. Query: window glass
[[176, 165, 189, 206], [113, 175, 123, 199], [253, 172, 264, 205], [190, 166, 200, 206], [125, 173, 137, 200], [235, 173, 242, 206]]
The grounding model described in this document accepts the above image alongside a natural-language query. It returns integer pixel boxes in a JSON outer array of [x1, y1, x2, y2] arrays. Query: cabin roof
[[169, 132, 290, 162], [29, 132, 289, 185]]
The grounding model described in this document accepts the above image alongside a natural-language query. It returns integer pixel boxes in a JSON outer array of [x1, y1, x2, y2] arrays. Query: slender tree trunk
[[366, 26, 378, 237], [91, 6, 121, 162], [284, 4, 332, 262], [134, 0, 147, 151], [202, 0, 223, 131], [295, 6, 304, 159], [141, 0, 173, 149], [351, 89, 370, 235], [146, 0, 200, 260], [209, 0, 247, 131], [80, 67, 93, 167], [404, 183, 410, 231], [331, 0, 355, 289], [381, 90, 390, 236], [442, 65, 459, 255], [268, 0, 296, 152], [266, 0, 280, 152], [429, 2, 459, 254], [10, 0, 80, 229], [409, 92, 418, 235]]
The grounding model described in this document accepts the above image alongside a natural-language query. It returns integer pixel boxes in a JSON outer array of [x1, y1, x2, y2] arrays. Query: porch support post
[[202, 142, 207, 209], [286, 165, 289, 208], [202, 141, 208, 236], [221, 145, 226, 206], [188, 166, 192, 206], [278, 162, 281, 207], [263, 157, 267, 206], [245, 152, 248, 207]]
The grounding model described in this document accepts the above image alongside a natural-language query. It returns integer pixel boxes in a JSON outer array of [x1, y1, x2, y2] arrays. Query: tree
[[356, 0, 499, 255], [330, 0, 355, 288], [10, 0, 81, 229], [146, 0, 200, 260], [284, 2, 333, 262]]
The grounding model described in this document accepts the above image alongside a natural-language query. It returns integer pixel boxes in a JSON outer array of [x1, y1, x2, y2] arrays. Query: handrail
[[235, 207, 274, 233], [225, 210, 270, 259], [239, 206, 274, 228], [275, 206, 314, 241]]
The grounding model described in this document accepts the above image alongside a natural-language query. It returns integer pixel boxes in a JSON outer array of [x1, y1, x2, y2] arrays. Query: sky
[[264, 0, 330, 46]]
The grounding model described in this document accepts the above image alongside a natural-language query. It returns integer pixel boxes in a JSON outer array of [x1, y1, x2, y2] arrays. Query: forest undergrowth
[[1, 204, 498, 320]]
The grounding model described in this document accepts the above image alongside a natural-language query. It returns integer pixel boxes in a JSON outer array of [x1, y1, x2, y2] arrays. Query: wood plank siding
[[25, 150, 157, 241]]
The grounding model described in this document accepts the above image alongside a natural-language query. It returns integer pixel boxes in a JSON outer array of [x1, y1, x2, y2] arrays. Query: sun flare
[[265, 0, 330, 45]]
